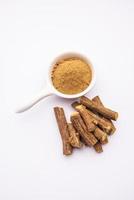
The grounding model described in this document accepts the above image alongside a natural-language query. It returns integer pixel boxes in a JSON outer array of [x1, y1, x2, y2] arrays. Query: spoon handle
[[15, 89, 53, 113]]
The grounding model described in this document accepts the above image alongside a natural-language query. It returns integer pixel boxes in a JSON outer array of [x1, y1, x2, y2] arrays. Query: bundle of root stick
[[54, 96, 118, 155]]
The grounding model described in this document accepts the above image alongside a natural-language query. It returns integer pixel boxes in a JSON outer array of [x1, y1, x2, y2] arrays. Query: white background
[[0, 0, 134, 199]]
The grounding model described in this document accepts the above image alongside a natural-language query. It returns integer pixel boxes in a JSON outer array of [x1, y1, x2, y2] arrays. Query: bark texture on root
[[54, 107, 73, 155], [80, 96, 118, 121], [71, 112, 98, 146], [92, 96, 116, 134]]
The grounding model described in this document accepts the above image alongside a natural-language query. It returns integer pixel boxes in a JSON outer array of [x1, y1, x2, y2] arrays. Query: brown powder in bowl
[[51, 57, 92, 95]]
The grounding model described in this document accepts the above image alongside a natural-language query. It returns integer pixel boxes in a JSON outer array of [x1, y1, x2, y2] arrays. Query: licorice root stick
[[68, 123, 82, 148], [72, 101, 112, 134], [71, 112, 98, 146], [80, 96, 118, 121], [92, 96, 116, 134], [54, 107, 73, 155]]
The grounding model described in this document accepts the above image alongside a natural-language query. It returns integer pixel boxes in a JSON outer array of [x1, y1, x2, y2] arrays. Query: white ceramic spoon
[[16, 52, 96, 113]]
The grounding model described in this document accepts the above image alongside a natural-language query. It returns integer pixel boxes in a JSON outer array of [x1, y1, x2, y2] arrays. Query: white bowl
[[48, 52, 96, 99]]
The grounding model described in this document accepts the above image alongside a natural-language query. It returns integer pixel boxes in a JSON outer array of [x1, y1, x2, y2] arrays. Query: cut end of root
[[115, 112, 119, 120], [71, 112, 79, 117]]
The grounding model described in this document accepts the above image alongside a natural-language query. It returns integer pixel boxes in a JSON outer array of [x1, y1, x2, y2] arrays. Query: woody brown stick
[[92, 96, 116, 134], [68, 123, 82, 148], [94, 127, 108, 144], [75, 104, 108, 144], [86, 109, 112, 134], [71, 112, 98, 146], [54, 107, 73, 155], [80, 96, 118, 121], [72, 101, 112, 134], [75, 105, 97, 132], [94, 142, 103, 153]]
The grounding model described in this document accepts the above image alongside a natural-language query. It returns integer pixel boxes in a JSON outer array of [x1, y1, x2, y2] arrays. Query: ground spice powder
[[51, 57, 92, 95]]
